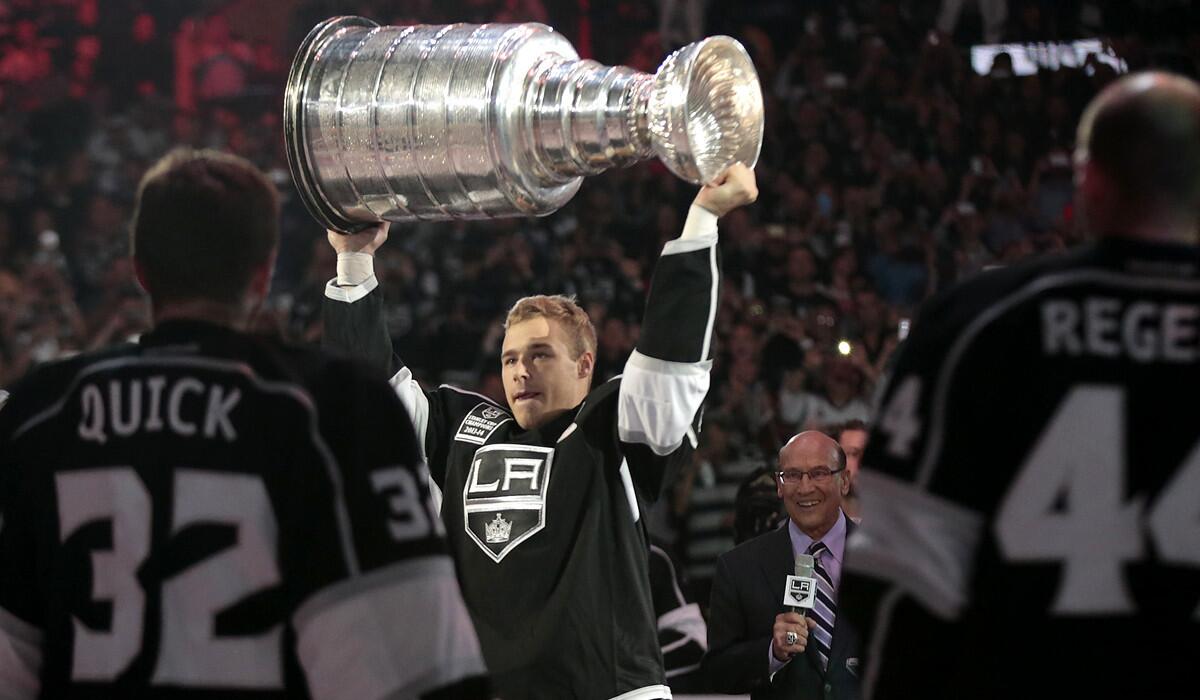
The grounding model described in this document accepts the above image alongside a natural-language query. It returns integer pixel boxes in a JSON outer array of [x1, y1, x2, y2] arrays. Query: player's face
[[838, 428, 868, 482], [777, 439, 849, 540], [501, 317, 592, 430]]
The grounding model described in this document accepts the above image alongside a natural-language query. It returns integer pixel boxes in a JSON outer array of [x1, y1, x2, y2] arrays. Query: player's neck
[[153, 299, 250, 330]]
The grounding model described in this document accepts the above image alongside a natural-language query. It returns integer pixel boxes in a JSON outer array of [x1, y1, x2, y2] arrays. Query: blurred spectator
[[938, 0, 1009, 44], [810, 357, 872, 427], [732, 467, 785, 544], [846, 288, 899, 387], [775, 362, 826, 435], [830, 419, 868, 520], [97, 11, 172, 108], [819, 245, 865, 314], [658, 0, 704, 49], [673, 416, 764, 600], [594, 315, 634, 382], [189, 14, 254, 104], [769, 244, 835, 316]]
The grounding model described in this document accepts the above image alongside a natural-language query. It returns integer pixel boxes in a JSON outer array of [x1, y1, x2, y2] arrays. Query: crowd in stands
[[1, 0, 1197, 595]]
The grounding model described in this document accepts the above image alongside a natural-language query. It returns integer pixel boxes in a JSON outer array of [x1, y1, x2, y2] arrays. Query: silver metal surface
[[284, 17, 763, 232]]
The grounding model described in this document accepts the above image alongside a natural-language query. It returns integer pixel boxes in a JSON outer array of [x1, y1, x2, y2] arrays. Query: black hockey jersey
[[323, 209, 723, 700], [0, 319, 486, 699], [647, 544, 706, 692], [840, 238, 1200, 699]]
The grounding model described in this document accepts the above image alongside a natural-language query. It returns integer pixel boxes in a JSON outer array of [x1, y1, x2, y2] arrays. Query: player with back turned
[[841, 71, 1200, 699], [322, 164, 757, 699], [0, 148, 487, 699]]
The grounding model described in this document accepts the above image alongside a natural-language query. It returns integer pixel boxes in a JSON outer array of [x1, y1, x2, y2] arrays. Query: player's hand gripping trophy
[[284, 17, 764, 232]]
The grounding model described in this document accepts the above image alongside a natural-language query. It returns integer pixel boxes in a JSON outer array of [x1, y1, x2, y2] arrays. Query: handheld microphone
[[783, 553, 817, 615]]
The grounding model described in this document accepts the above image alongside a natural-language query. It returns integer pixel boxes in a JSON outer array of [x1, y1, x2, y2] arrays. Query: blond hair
[[505, 295, 597, 359]]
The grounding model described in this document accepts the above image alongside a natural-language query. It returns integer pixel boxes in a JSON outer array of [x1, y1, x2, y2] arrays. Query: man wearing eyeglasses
[[703, 431, 860, 700]]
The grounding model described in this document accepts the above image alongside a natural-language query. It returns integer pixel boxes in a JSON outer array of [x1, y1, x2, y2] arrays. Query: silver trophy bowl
[[284, 17, 763, 232]]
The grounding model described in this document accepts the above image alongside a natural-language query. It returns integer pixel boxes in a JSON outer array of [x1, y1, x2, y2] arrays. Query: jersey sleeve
[[323, 276, 461, 490], [283, 367, 487, 700], [0, 383, 45, 700], [840, 290, 988, 699], [618, 205, 718, 499]]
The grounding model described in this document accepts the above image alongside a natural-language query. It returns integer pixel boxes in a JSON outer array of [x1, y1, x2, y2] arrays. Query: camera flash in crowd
[[837, 340, 852, 356]]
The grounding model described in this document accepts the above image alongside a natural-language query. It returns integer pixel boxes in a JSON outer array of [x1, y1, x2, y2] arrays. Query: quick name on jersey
[[76, 375, 241, 444]]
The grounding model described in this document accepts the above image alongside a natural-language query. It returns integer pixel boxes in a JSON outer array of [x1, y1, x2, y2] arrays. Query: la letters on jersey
[[455, 402, 513, 445], [463, 443, 554, 563], [1041, 297, 1198, 362], [77, 376, 241, 444]]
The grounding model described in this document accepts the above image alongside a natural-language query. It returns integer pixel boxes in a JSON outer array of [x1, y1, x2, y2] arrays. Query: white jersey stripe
[[618, 351, 711, 456], [296, 556, 484, 700], [847, 471, 983, 620], [608, 683, 673, 700], [0, 606, 41, 700]]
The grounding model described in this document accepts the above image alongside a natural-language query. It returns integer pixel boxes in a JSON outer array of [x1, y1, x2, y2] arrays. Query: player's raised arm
[[323, 223, 394, 376], [322, 222, 463, 483], [617, 163, 757, 493]]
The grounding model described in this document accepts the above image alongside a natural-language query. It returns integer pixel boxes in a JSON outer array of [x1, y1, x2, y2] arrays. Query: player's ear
[[248, 260, 271, 299], [576, 350, 594, 380], [1077, 159, 1111, 216], [247, 249, 277, 299], [133, 258, 151, 295]]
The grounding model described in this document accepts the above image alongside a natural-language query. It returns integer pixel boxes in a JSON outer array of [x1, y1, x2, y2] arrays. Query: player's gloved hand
[[327, 221, 390, 257], [694, 162, 758, 217]]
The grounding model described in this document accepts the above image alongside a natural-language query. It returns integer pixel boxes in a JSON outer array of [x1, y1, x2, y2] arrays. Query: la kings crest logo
[[463, 443, 553, 562]]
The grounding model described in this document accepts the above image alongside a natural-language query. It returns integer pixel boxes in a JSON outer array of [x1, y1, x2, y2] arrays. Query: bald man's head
[[776, 431, 849, 540], [1076, 72, 1200, 238], [778, 431, 846, 472]]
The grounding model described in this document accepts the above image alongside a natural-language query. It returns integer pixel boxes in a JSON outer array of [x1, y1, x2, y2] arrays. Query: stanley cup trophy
[[284, 17, 764, 232]]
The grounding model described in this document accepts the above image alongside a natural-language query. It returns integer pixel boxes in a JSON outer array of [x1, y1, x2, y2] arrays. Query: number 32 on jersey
[[56, 468, 282, 687], [56, 464, 437, 687]]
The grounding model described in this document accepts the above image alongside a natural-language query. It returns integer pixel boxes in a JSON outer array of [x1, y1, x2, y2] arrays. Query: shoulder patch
[[454, 402, 514, 445]]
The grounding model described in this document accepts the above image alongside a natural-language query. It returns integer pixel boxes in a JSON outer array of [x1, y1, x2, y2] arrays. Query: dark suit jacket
[[703, 520, 860, 700]]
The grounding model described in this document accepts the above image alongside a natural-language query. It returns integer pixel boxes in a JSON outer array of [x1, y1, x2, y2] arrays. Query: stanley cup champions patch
[[454, 402, 513, 445], [462, 443, 554, 562]]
